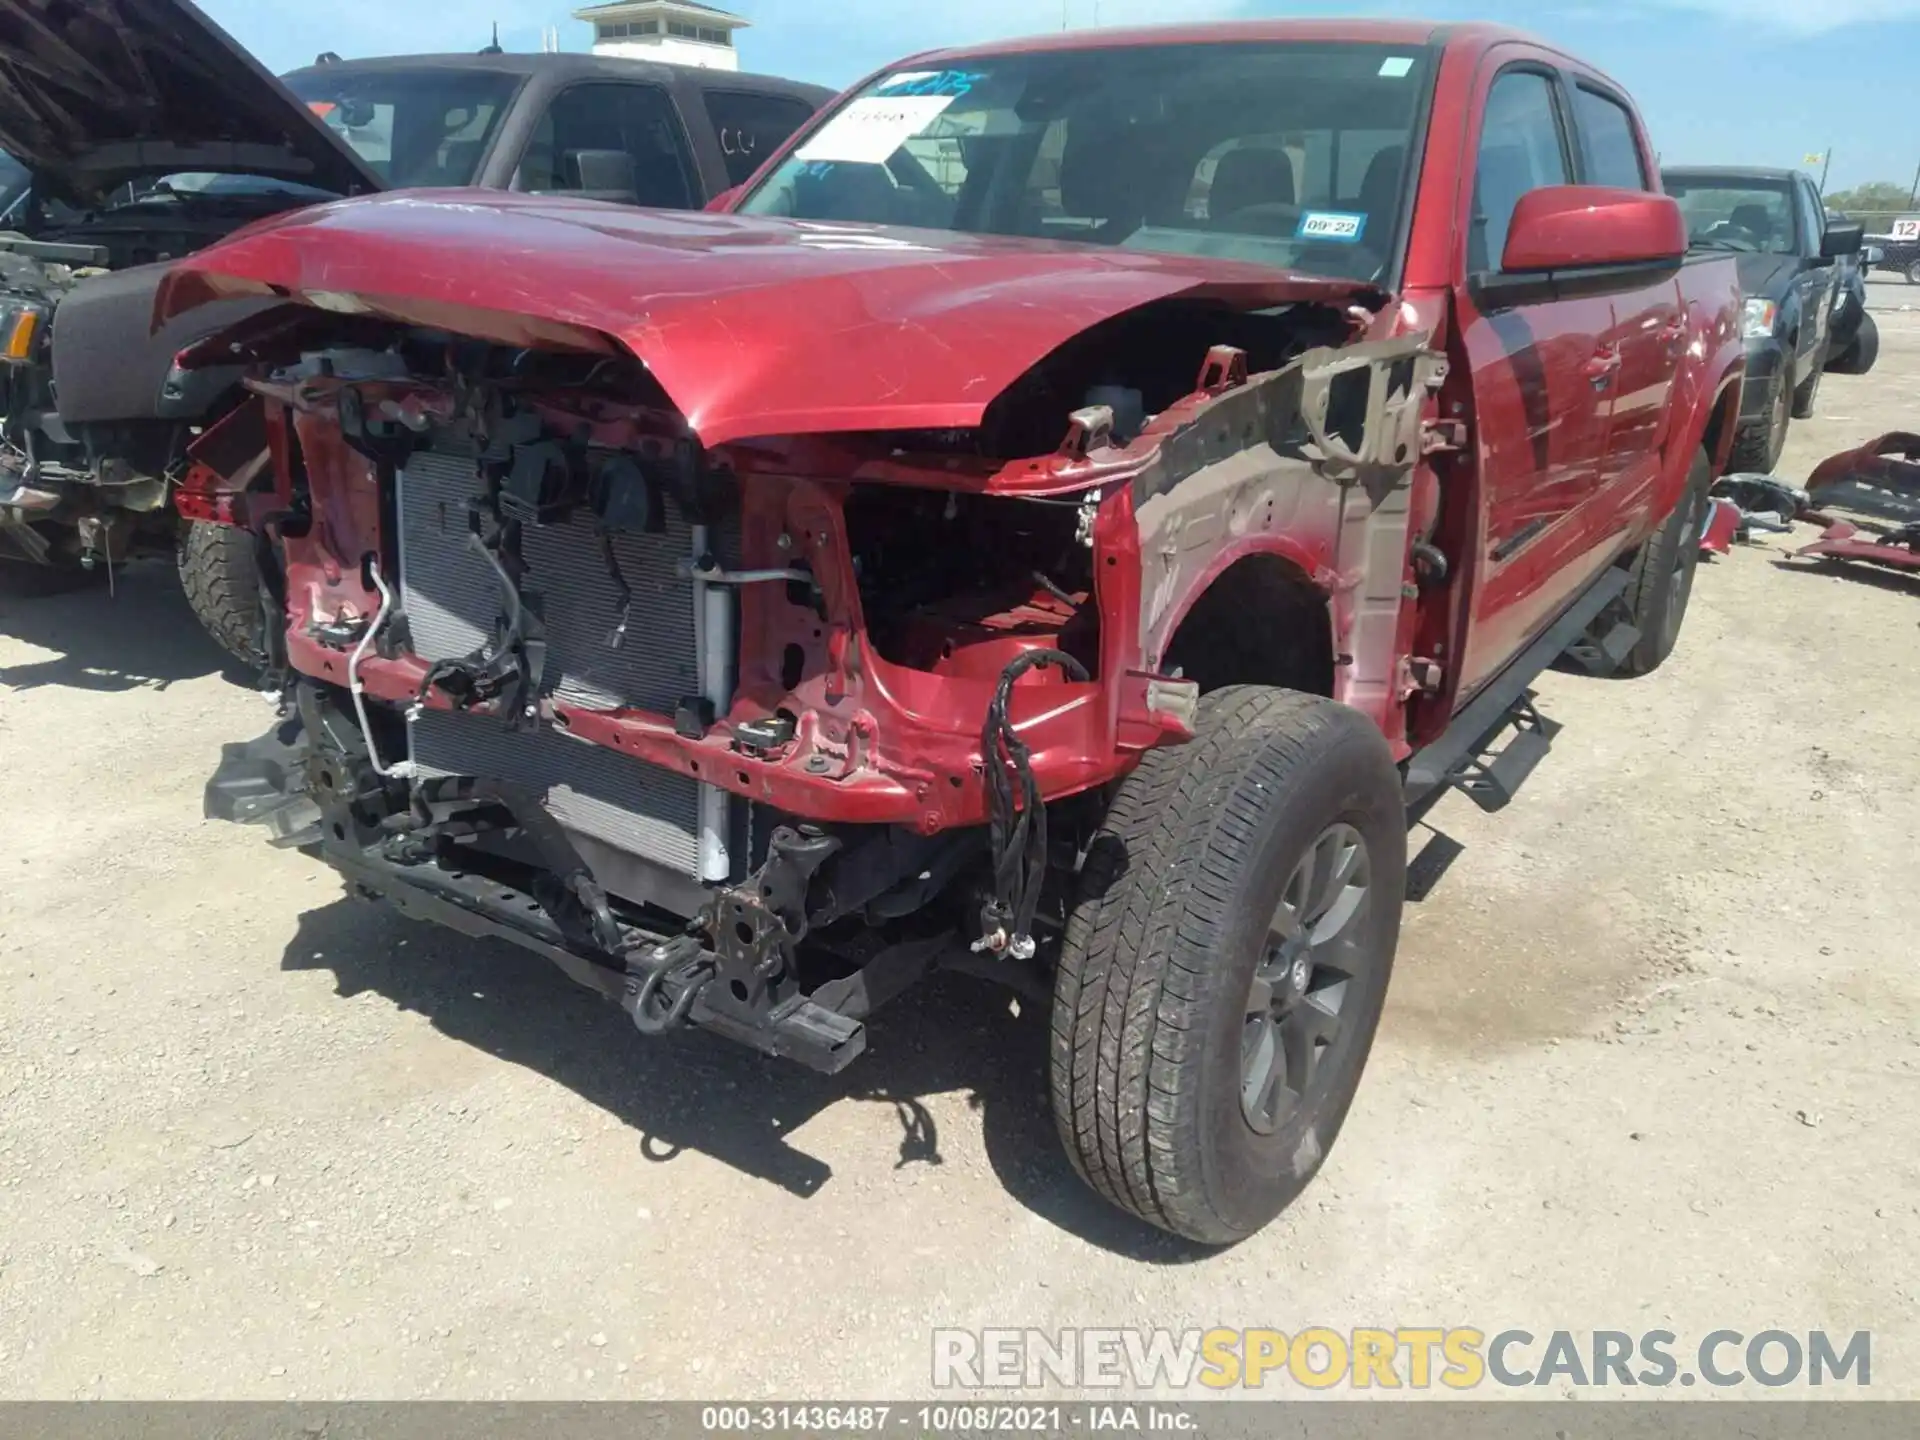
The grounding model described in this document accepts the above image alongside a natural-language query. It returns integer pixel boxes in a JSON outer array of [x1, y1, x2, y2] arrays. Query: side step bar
[[1404, 566, 1629, 822]]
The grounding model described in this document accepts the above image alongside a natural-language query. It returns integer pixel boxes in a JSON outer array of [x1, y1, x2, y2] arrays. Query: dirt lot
[[3, 284, 1918, 1402]]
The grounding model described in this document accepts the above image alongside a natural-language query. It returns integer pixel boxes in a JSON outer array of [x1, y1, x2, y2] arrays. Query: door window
[[1572, 86, 1646, 191], [702, 91, 817, 188], [1795, 178, 1825, 253], [1471, 70, 1572, 273], [516, 83, 695, 208]]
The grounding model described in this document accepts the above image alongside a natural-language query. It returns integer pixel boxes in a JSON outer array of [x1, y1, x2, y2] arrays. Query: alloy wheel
[[1241, 823, 1372, 1135]]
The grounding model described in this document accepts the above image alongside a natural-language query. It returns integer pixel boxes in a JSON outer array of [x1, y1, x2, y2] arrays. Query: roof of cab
[[888, 19, 1553, 67], [280, 51, 833, 104], [1662, 166, 1803, 183]]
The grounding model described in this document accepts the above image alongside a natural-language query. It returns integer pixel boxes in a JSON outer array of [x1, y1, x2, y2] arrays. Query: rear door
[[1569, 78, 1682, 529], [1454, 60, 1615, 696]]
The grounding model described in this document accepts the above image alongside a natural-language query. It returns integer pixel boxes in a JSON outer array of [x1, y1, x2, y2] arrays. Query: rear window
[[283, 68, 523, 188], [703, 90, 819, 188]]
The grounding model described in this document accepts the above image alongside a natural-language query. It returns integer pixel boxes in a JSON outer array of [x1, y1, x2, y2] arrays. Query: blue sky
[[201, 0, 1920, 193]]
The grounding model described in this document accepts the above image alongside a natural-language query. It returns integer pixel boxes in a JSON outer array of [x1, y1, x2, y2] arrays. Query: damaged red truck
[[180, 22, 1743, 1244]]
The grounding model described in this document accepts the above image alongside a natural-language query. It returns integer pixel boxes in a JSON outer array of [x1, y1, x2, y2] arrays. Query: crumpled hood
[[0, 0, 383, 205], [1735, 252, 1799, 306], [156, 190, 1380, 447]]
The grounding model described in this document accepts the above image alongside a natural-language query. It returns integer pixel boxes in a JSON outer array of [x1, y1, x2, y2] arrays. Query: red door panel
[[1456, 292, 1615, 695]]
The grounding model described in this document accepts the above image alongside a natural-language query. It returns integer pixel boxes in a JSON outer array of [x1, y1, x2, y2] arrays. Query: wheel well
[[1701, 381, 1741, 473], [1161, 554, 1335, 698]]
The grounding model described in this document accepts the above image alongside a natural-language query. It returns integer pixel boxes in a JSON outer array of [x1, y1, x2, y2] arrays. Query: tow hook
[[623, 936, 716, 1036]]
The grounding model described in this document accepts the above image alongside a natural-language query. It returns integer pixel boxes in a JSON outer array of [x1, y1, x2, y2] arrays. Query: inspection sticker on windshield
[[796, 95, 958, 164], [1378, 56, 1416, 77], [1298, 211, 1367, 243]]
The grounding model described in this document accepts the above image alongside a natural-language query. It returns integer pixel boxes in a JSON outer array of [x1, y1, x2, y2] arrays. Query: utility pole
[[1909, 157, 1920, 208], [1820, 147, 1833, 192]]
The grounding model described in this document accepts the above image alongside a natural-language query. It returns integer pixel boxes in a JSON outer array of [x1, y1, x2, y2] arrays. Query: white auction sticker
[[795, 95, 958, 165], [1297, 211, 1368, 242]]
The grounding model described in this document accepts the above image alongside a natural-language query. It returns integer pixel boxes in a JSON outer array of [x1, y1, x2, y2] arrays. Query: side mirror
[[1502, 185, 1688, 272], [704, 184, 743, 213], [1821, 219, 1864, 259], [1475, 186, 1687, 308]]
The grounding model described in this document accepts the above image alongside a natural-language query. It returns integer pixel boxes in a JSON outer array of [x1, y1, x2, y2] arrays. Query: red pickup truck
[[184, 21, 1742, 1245]]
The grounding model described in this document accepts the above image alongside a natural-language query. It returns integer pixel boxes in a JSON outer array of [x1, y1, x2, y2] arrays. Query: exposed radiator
[[396, 441, 709, 879]]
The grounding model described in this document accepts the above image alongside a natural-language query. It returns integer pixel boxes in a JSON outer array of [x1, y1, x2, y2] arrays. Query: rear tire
[[1906, 259, 1920, 286], [1051, 686, 1406, 1246], [1828, 312, 1879, 376], [1613, 449, 1711, 679], [178, 521, 265, 668]]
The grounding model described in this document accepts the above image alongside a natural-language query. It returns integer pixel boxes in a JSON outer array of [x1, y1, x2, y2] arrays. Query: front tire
[[1791, 355, 1823, 419], [1051, 687, 1406, 1246], [177, 521, 265, 668], [1613, 449, 1712, 678], [1906, 258, 1920, 286], [1727, 367, 1790, 473]]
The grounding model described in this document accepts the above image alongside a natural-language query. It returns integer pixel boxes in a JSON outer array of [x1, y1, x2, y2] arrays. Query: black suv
[[0, 0, 827, 660], [1662, 166, 1865, 472]]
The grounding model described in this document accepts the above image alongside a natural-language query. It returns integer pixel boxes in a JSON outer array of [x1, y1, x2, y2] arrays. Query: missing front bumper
[[203, 713, 964, 1075]]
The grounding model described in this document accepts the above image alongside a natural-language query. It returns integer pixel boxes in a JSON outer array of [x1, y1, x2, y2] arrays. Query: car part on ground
[[1791, 433, 1920, 576], [1700, 496, 1742, 556], [182, 21, 1742, 1244]]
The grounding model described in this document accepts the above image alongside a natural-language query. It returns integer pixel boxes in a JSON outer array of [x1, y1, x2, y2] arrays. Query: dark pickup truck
[[1662, 166, 1866, 472], [0, 0, 828, 661]]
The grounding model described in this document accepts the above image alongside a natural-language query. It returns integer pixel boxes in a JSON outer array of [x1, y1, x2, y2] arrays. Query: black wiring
[[980, 648, 1089, 956]]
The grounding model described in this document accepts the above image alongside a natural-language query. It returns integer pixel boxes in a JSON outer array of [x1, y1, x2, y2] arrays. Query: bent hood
[[157, 191, 1381, 447], [0, 0, 384, 204]]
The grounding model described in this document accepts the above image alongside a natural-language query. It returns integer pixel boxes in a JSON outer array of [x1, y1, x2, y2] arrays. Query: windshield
[[1664, 179, 1797, 254], [738, 42, 1434, 283], [282, 67, 523, 188]]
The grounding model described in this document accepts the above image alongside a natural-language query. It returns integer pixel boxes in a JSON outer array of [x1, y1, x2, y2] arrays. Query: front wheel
[[1791, 356, 1823, 419], [1613, 449, 1712, 679], [1727, 368, 1790, 473], [177, 521, 266, 668], [1906, 258, 1920, 286], [1051, 687, 1406, 1246]]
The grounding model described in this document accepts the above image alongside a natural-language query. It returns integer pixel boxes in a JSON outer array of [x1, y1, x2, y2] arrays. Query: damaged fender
[[1131, 338, 1447, 723]]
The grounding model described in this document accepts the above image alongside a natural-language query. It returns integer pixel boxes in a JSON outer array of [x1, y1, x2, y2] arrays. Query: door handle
[[1584, 346, 1622, 387]]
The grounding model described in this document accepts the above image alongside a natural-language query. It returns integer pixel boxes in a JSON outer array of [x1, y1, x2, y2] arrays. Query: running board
[[1562, 617, 1641, 676], [1404, 567, 1629, 821], [1446, 695, 1562, 812]]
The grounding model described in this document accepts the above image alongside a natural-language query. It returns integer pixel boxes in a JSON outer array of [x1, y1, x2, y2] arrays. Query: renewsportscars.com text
[[932, 1328, 1872, 1391]]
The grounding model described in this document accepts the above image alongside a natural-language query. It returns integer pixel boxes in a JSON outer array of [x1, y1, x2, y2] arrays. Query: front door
[[1455, 63, 1615, 697]]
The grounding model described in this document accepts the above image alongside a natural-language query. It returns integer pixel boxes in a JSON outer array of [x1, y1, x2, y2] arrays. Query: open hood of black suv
[[0, 0, 385, 205]]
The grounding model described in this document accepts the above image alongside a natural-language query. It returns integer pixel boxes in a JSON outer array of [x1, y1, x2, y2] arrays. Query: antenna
[[480, 22, 504, 55]]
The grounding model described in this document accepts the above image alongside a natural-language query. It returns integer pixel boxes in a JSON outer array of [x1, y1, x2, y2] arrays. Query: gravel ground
[[2, 286, 1918, 1402]]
